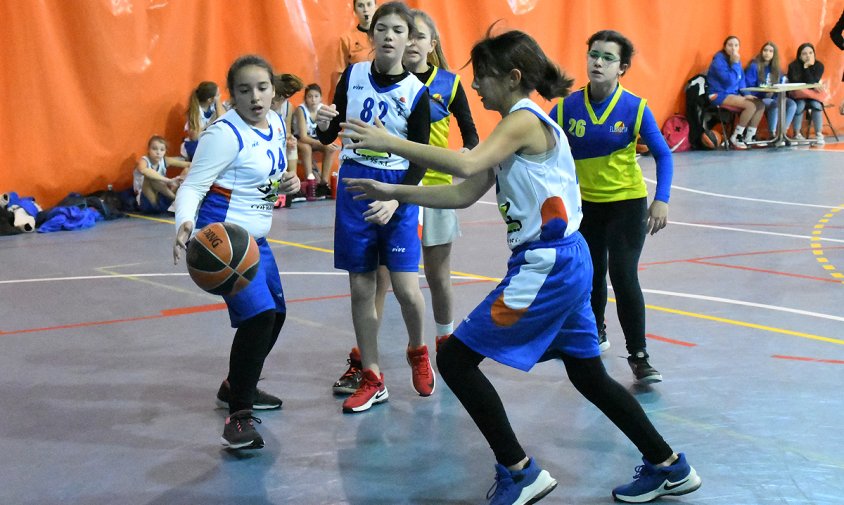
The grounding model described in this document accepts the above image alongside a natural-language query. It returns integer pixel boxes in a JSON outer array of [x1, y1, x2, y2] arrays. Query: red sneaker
[[342, 369, 389, 413], [435, 334, 451, 353], [406, 345, 435, 396]]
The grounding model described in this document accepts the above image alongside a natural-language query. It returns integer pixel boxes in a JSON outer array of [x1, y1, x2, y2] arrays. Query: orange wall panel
[[1, 0, 842, 207]]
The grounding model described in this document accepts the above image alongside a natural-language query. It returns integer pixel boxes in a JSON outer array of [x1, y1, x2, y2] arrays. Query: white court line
[[643, 177, 842, 209], [667, 221, 844, 243], [0, 272, 485, 285], [636, 287, 844, 323]]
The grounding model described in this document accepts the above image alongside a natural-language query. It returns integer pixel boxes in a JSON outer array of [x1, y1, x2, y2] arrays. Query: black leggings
[[436, 337, 673, 467], [579, 198, 648, 354], [226, 310, 286, 413]]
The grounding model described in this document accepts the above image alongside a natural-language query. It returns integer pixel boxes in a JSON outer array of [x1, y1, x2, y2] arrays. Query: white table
[[741, 82, 822, 146]]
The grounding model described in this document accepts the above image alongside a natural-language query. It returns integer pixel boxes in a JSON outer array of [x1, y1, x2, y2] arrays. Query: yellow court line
[[641, 302, 844, 345], [129, 212, 839, 344]]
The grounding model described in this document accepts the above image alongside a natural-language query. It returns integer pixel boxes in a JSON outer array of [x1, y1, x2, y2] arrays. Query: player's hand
[[279, 171, 301, 195], [344, 177, 395, 202], [362, 199, 399, 226], [174, 221, 194, 264], [647, 200, 669, 236], [340, 117, 391, 152], [326, 143, 340, 153], [316, 103, 338, 130], [286, 136, 297, 150]]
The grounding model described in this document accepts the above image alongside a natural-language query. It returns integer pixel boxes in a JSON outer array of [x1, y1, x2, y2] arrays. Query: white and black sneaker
[[598, 324, 610, 352], [627, 351, 663, 384], [216, 379, 282, 410], [221, 409, 264, 450]]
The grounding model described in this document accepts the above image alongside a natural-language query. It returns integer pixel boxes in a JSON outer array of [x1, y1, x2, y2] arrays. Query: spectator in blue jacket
[[744, 41, 796, 145], [707, 35, 765, 149]]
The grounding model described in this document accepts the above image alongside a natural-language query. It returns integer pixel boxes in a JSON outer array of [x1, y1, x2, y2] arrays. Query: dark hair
[[753, 41, 781, 83], [226, 55, 275, 96], [273, 74, 304, 100], [721, 35, 740, 57], [194, 82, 218, 102], [368, 1, 415, 39], [795, 42, 815, 61], [470, 27, 574, 100], [148, 135, 167, 148], [587, 30, 634, 71], [304, 83, 322, 95]]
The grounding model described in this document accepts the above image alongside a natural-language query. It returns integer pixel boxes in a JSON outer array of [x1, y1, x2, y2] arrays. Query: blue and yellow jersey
[[554, 84, 647, 203], [421, 67, 460, 186]]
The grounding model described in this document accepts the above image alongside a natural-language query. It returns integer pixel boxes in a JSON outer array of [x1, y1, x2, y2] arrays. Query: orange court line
[[690, 259, 843, 284], [772, 354, 844, 365], [646, 333, 697, 347]]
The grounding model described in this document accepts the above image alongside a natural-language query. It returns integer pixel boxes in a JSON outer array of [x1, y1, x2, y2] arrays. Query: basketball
[[700, 129, 722, 150], [186, 222, 260, 296]]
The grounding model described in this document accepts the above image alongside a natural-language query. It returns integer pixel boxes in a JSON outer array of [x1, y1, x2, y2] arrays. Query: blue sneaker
[[612, 453, 701, 503], [486, 458, 557, 505]]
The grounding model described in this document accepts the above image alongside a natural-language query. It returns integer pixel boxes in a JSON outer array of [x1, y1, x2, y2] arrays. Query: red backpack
[[661, 114, 691, 152]]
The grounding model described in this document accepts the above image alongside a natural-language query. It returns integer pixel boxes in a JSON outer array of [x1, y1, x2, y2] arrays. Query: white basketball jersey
[[134, 155, 167, 194], [494, 98, 583, 249], [340, 61, 427, 170], [177, 108, 287, 239], [296, 104, 318, 139]]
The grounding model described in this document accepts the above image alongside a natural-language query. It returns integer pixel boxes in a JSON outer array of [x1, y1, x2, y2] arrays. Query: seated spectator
[[180, 81, 224, 160], [744, 42, 796, 143], [787, 43, 826, 145], [134, 135, 190, 213], [271, 74, 305, 207], [295, 83, 338, 199], [706, 36, 765, 149]]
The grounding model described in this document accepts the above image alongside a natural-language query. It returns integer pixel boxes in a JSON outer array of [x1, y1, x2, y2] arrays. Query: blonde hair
[[411, 10, 448, 70], [187, 81, 218, 133]]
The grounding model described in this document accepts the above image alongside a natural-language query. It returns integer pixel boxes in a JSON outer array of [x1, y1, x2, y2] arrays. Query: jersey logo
[[610, 121, 628, 133], [431, 93, 444, 105], [498, 201, 522, 234], [392, 96, 409, 119], [352, 85, 365, 90]]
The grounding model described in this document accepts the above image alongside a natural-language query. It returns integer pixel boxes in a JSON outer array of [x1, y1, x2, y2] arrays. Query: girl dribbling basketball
[[172, 55, 300, 450]]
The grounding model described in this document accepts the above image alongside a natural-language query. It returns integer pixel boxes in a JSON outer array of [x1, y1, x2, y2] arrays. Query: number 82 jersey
[[340, 61, 427, 171]]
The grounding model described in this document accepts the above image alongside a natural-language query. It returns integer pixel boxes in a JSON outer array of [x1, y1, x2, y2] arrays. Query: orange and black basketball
[[186, 222, 260, 296], [700, 129, 722, 150]]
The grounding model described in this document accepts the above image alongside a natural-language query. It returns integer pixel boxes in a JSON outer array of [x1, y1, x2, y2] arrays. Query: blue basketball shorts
[[138, 193, 172, 214], [334, 161, 421, 273], [453, 232, 600, 371], [223, 237, 286, 328]]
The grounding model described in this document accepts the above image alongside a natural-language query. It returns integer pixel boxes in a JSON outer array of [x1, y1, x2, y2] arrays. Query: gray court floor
[[1, 143, 843, 504]]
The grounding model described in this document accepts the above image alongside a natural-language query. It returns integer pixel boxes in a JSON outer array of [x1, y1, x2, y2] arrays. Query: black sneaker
[[290, 189, 307, 203], [315, 182, 331, 200], [627, 351, 663, 384], [216, 380, 282, 410], [333, 347, 363, 395], [221, 409, 264, 449], [598, 324, 610, 352]]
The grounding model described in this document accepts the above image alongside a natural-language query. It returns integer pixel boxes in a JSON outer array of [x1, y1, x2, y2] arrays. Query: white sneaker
[[794, 133, 806, 140], [814, 134, 825, 146], [730, 135, 748, 150]]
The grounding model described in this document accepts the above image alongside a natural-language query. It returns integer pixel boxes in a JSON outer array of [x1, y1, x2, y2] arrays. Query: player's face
[[372, 14, 409, 68], [471, 74, 505, 113], [761, 45, 774, 63], [231, 65, 274, 128], [587, 40, 623, 86], [354, 0, 375, 28], [404, 18, 433, 71], [148, 141, 166, 162], [305, 90, 322, 109]]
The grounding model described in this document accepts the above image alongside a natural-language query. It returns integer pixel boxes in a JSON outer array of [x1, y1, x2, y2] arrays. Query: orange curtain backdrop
[[2, 0, 842, 207]]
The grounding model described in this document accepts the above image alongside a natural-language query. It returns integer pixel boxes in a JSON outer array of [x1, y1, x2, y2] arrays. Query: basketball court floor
[[1, 144, 843, 504]]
